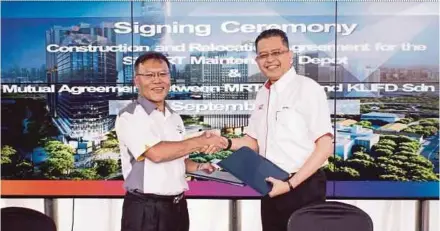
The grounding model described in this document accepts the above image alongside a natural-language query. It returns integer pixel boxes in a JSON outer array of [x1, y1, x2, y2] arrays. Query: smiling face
[[134, 59, 171, 104], [255, 36, 293, 83]]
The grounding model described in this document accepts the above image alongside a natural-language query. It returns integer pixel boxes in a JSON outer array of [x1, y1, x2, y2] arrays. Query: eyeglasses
[[256, 49, 289, 61], [136, 71, 170, 80]]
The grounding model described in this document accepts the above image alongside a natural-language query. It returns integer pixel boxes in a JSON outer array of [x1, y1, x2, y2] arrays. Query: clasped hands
[[196, 131, 228, 154]]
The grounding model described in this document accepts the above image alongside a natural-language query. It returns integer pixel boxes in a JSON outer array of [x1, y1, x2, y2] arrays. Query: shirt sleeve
[[307, 85, 334, 142], [115, 114, 161, 161]]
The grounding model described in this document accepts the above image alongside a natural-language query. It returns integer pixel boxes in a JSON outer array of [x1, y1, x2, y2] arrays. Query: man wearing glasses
[[115, 51, 227, 231], [220, 29, 334, 231]]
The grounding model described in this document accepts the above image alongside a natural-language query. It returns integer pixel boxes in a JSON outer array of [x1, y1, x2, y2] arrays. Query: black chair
[[288, 201, 373, 231], [1, 206, 57, 231]]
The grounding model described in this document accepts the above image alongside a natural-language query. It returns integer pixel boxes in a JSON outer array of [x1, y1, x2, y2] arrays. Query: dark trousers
[[261, 169, 327, 231], [121, 191, 189, 231]]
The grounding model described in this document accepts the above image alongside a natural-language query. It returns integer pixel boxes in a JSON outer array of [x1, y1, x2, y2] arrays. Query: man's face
[[255, 36, 293, 82], [134, 59, 171, 103]]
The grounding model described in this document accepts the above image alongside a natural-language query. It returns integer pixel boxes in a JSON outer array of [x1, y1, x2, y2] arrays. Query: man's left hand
[[198, 163, 216, 174], [265, 177, 291, 198]]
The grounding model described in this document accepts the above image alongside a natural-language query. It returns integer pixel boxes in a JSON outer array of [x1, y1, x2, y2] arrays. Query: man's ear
[[133, 75, 139, 87]]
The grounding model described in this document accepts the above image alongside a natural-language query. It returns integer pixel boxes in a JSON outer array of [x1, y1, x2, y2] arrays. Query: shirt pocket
[[168, 129, 184, 141], [275, 108, 309, 142], [163, 121, 185, 141], [248, 108, 266, 141]]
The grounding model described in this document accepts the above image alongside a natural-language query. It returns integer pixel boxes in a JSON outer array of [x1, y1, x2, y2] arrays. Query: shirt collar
[[137, 95, 174, 115], [263, 67, 296, 93]]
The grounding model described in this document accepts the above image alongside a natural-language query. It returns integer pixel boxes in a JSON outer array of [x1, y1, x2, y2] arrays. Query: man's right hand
[[197, 131, 228, 154]]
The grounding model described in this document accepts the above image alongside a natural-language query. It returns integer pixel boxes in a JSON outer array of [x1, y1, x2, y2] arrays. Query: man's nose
[[266, 55, 276, 63], [152, 76, 162, 83]]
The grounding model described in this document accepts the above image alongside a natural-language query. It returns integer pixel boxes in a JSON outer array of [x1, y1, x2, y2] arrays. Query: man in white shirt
[[221, 29, 334, 231], [115, 51, 227, 231]]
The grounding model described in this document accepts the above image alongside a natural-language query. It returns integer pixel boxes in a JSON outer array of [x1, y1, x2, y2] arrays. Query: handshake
[[193, 130, 229, 154]]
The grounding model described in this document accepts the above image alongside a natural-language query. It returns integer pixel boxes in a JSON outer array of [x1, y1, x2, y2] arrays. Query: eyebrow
[[137, 70, 168, 74], [258, 48, 283, 54]]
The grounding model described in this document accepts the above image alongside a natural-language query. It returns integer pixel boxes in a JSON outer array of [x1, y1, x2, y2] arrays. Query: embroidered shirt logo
[[176, 125, 184, 134]]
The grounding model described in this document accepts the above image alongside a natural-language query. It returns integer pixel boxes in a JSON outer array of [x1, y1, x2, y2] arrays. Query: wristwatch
[[225, 138, 232, 150], [287, 180, 294, 191]]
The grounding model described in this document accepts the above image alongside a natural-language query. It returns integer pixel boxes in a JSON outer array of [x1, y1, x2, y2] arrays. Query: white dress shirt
[[115, 96, 188, 195], [246, 67, 334, 173]]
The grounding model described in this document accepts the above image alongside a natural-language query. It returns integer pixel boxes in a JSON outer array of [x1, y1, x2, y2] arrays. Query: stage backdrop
[[1, 1, 439, 199]]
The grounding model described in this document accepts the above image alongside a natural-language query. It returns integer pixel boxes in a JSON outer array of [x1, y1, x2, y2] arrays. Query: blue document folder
[[187, 170, 245, 187], [217, 146, 290, 195]]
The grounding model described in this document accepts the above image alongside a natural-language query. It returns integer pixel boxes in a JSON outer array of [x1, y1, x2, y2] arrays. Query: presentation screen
[[1, 1, 438, 199]]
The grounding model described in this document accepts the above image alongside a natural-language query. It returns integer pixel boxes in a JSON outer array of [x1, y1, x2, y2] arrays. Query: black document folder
[[187, 170, 245, 186], [217, 146, 290, 195]]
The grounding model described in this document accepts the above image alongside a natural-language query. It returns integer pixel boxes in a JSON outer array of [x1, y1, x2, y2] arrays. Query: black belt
[[129, 190, 184, 204]]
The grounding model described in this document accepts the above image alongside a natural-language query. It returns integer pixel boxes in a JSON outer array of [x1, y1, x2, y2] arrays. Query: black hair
[[134, 51, 171, 73], [254, 29, 289, 52]]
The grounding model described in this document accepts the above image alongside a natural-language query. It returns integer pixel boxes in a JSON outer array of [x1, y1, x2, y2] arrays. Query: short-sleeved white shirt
[[115, 95, 188, 195], [246, 68, 334, 173]]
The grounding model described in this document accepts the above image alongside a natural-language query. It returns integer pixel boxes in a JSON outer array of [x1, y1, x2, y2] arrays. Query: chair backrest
[[288, 201, 373, 231], [1, 206, 57, 231]]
